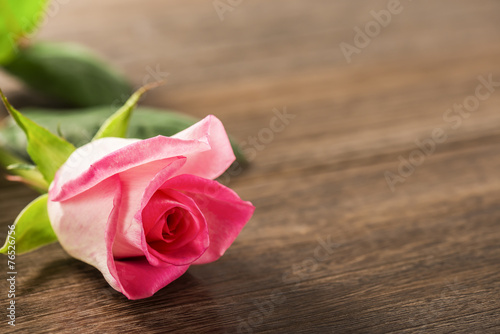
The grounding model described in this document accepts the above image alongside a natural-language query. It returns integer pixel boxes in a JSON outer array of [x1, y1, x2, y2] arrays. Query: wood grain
[[1, 0, 500, 333]]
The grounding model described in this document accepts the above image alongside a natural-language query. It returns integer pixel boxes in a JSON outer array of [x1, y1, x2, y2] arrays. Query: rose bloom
[[48, 115, 254, 299]]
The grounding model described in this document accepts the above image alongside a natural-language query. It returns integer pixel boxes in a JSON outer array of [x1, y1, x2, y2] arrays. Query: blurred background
[[1, 1, 500, 333], [2, 1, 500, 175]]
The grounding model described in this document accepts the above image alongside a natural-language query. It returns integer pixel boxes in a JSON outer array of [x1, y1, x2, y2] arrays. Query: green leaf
[[93, 82, 163, 140], [0, 146, 48, 192], [0, 106, 249, 166], [0, 193, 57, 254], [0, 0, 49, 64], [0, 89, 76, 183], [2, 42, 132, 107], [6, 163, 36, 171]]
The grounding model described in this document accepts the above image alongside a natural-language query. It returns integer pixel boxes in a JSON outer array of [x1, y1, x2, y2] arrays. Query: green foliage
[[0, 146, 48, 192], [0, 194, 57, 254], [0, 89, 76, 183], [3, 42, 132, 107], [0, 0, 48, 64]]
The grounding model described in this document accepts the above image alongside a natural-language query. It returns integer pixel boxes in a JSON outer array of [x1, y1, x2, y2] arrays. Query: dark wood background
[[1, 0, 500, 333]]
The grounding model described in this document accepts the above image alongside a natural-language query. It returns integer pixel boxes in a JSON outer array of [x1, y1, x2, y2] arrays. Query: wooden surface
[[1, 0, 500, 333]]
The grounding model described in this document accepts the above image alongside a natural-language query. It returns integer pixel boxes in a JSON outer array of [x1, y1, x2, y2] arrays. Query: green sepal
[[0, 145, 48, 193], [0, 193, 57, 254], [7, 163, 36, 171], [93, 82, 163, 140], [0, 89, 76, 183]]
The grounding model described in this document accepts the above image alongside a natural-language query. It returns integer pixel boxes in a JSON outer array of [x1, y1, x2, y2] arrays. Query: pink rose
[[47, 115, 254, 299]]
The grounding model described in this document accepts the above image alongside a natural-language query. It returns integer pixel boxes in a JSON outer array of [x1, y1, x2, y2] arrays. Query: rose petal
[[50, 137, 206, 202], [141, 189, 209, 266], [162, 175, 255, 265], [114, 258, 189, 300], [51, 115, 234, 202], [49, 137, 139, 201], [47, 175, 123, 292], [112, 158, 187, 259], [172, 115, 235, 180], [124, 162, 210, 266]]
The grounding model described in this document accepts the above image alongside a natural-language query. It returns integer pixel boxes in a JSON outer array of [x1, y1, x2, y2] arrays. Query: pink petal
[[122, 161, 210, 266], [111, 158, 187, 260], [50, 137, 207, 202], [140, 189, 209, 266], [50, 115, 235, 202], [49, 138, 139, 201], [47, 175, 124, 292], [172, 115, 235, 180], [161, 175, 255, 265], [114, 258, 189, 300]]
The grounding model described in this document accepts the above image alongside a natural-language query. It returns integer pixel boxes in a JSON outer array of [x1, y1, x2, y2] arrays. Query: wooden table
[[1, 0, 500, 333]]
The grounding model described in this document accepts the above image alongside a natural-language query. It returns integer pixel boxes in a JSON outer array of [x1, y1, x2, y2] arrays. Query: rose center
[[140, 188, 211, 267], [145, 206, 195, 253], [165, 216, 177, 234], [161, 209, 183, 240]]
